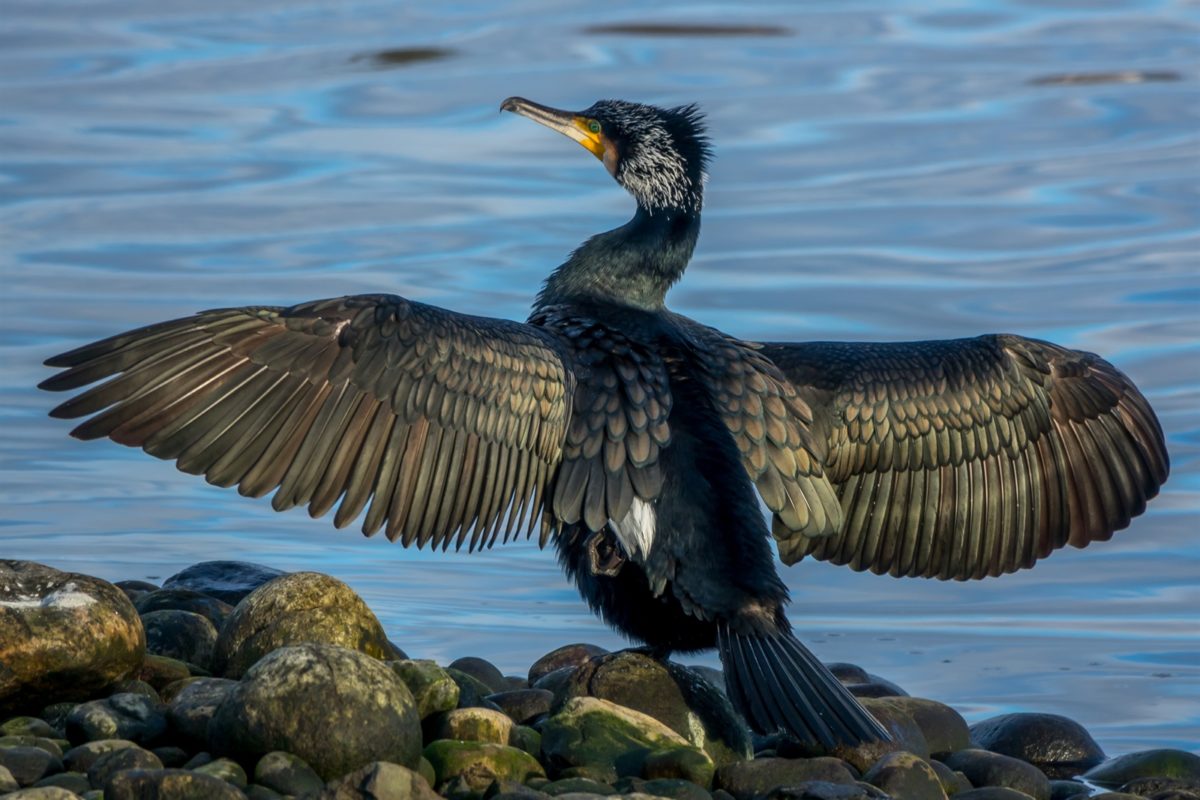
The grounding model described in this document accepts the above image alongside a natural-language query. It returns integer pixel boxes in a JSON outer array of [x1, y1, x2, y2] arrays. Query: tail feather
[[718, 624, 890, 748]]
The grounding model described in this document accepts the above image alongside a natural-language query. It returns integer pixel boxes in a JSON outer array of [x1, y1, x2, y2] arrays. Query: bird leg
[[585, 529, 626, 577]]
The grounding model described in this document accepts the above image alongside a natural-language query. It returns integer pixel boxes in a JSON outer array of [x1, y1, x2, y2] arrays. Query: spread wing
[[40, 295, 573, 551], [758, 335, 1169, 579]]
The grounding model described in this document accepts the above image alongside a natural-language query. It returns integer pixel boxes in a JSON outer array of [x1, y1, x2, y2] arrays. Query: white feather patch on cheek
[[610, 497, 656, 560]]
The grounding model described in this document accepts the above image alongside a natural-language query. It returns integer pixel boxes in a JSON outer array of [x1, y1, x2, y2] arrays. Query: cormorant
[[39, 97, 1170, 749]]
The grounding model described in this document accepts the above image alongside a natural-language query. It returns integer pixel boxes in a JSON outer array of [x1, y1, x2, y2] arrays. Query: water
[[2, 0, 1198, 753]]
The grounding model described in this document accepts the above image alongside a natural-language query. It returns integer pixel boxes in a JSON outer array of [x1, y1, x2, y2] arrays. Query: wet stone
[[209, 643, 422, 780], [450, 657, 507, 693], [970, 714, 1105, 779], [140, 609, 218, 670], [134, 589, 234, 629], [33, 771, 91, 794], [161, 560, 286, 605], [213, 572, 393, 679], [714, 757, 857, 800], [1084, 750, 1200, 787], [2, 718, 58, 739], [86, 745, 162, 789], [0, 746, 61, 786], [254, 750, 325, 797], [942, 750, 1051, 800], [61, 739, 137, 772], [194, 756, 248, 788], [530, 645, 609, 685], [863, 751, 950, 800], [104, 767, 246, 799], [317, 760, 442, 800], [391, 660, 460, 719], [0, 561, 146, 714], [488, 689, 554, 724], [165, 677, 236, 748], [65, 693, 166, 745], [882, 698, 970, 757]]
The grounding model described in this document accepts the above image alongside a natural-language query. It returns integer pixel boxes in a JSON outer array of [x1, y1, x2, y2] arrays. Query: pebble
[[209, 642, 422, 780], [160, 560, 286, 604], [0, 561, 145, 714], [970, 714, 1105, 779], [212, 571, 393, 678], [65, 692, 167, 745], [32, 770, 91, 794], [104, 767, 247, 799], [0, 745, 62, 786], [317, 760, 441, 800]]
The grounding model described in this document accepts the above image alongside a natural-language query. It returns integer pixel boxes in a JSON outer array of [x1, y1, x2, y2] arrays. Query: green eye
[[588, 120, 601, 134]]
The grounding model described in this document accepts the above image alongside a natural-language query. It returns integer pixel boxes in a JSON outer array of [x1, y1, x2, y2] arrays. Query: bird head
[[502, 97, 711, 216]]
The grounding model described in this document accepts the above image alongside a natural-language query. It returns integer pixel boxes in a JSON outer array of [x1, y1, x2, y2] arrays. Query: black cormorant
[[39, 97, 1170, 748]]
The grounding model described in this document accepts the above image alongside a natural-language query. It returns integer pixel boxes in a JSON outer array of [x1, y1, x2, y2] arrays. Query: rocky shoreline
[[1, 559, 1197, 800]]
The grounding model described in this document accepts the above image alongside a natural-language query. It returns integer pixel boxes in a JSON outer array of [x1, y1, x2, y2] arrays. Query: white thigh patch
[[610, 497, 656, 560]]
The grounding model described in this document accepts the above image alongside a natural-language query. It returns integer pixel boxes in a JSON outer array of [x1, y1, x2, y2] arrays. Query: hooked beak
[[501, 96, 607, 160]]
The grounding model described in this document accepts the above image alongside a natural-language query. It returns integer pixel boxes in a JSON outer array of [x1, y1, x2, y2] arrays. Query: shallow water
[[2, 0, 1198, 753]]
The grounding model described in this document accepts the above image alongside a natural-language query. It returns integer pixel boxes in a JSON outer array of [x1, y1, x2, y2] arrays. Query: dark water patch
[[1031, 70, 1183, 86], [352, 47, 453, 69], [584, 22, 789, 37]]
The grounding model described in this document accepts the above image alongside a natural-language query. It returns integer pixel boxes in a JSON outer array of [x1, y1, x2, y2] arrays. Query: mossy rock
[[863, 751, 948, 800], [423, 740, 545, 798], [430, 708, 514, 745], [391, 660, 460, 719], [1084, 750, 1200, 787], [541, 696, 712, 783]]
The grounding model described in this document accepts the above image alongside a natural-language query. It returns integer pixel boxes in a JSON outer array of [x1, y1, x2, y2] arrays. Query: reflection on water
[[1, 0, 1197, 753]]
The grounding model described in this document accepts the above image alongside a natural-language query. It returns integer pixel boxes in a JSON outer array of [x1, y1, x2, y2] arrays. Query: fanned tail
[[718, 623, 890, 748]]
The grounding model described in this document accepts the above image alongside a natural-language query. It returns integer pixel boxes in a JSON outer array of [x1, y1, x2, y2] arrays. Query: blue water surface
[[1, 0, 1197, 753]]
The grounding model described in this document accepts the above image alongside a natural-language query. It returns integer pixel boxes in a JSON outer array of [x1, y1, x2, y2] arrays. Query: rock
[[1, 788, 81, 799], [449, 668, 503, 709], [247, 786, 285, 800], [37, 704, 73, 738], [2, 718, 58, 739], [1090, 794, 1145, 800], [212, 572, 392, 678], [86, 745, 162, 789], [969, 714, 1105, 779], [109, 678, 161, 702], [487, 779, 551, 800], [877, 698, 969, 757], [0, 735, 63, 759], [542, 697, 713, 783], [560, 651, 751, 766], [431, 708, 515, 745], [182, 751, 212, 769], [161, 561, 286, 604], [153, 746, 189, 767], [104, 767, 247, 799], [65, 693, 166, 745], [61, 739, 138, 772], [530, 645, 609, 685], [929, 760, 972, 795], [390, 660, 460, 719], [761, 781, 879, 800], [0, 764, 16, 792], [209, 643, 421, 780], [140, 610, 219, 670], [488, 690, 554, 724], [318, 760, 442, 800], [863, 751, 948, 800], [450, 658, 508, 693], [829, 664, 871, 685], [618, 777, 712, 800], [137, 654, 192, 692], [510, 725, 542, 756], [33, 771, 91, 794], [714, 758, 858, 800], [1084, 750, 1200, 787], [779, 697, 927, 772], [194, 757, 248, 788], [533, 667, 578, 699], [942, 750, 1051, 800], [0, 746, 61, 785], [115, 580, 160, 603], [951, 790, 1036, 800], [423, 740, 545, 797], [643, 745, 715, 787], [1048, 780, 1087, 800], [134, 589, 234, 629], [0, 561, 145, 713], [254, 751, 325, 796], [165, 677, 236, 747], [1122, 777, 1200, 797], [542, 777, 617, 795]]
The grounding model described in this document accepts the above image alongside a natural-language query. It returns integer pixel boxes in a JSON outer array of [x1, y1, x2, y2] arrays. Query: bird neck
[[535, 207, 700, 312]]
